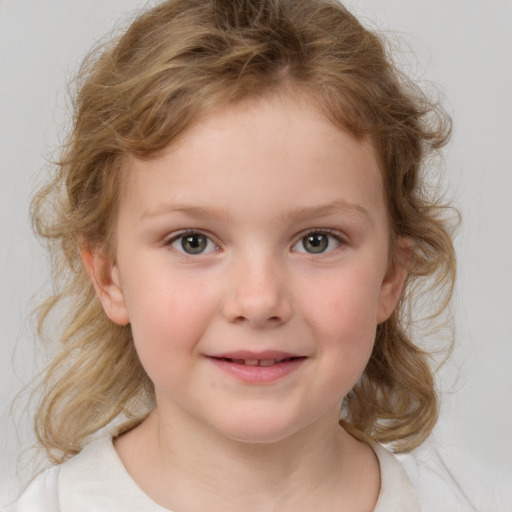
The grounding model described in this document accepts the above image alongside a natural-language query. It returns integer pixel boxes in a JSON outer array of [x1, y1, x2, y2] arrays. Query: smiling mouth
[[208, 353, 306, 383], [215, 356, 303, 367]]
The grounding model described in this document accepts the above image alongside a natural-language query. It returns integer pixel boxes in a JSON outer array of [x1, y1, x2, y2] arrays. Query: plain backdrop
[[1, 0, 511, 506]]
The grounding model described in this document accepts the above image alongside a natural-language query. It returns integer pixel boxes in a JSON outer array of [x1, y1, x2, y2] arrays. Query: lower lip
[[207, 357, 306, 384]]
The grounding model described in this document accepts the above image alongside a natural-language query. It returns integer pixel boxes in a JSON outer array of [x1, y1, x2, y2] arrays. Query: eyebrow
[[140, 200, 371, 224], [140, 199, 372, 226], [140, 204, 231, 222], [284, 200, 372, 225]]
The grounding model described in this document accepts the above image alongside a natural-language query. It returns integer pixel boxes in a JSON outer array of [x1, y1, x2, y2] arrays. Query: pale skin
[[83, 93, 408, 512]]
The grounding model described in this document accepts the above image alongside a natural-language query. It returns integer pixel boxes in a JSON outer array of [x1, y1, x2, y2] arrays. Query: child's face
[[91, 94, 406, 443]]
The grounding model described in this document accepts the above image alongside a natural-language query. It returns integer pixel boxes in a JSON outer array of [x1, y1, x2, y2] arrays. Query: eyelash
[[164, 230, 220, 256], [292, 229, 347, 255]]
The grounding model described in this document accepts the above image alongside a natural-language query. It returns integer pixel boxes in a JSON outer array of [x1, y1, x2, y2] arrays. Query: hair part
[[31, 0, 455, 463]]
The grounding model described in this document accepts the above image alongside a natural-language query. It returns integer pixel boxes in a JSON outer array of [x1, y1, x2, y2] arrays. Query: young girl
[[4, 0, 462, 510]]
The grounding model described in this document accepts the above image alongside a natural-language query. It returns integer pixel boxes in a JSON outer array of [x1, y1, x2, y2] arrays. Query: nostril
[[231, 314, 282, 326]]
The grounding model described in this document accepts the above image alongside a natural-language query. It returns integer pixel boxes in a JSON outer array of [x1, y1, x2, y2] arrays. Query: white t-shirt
[[2, 436, 484, 511]]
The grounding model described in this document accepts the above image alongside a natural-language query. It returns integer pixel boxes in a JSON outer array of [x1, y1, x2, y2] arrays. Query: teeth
[[229, 358, 279, 366], [226, 357, 296, 366]]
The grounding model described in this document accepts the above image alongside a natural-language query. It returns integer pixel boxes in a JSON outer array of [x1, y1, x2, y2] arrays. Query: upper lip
[[208, 350, 302, 361]]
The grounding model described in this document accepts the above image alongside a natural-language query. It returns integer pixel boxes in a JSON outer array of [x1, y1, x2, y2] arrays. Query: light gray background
[[1, 0, 511, 505]]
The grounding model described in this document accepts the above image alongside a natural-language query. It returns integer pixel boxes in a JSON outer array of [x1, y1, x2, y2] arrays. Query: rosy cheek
[[304, 275, 379, 339]]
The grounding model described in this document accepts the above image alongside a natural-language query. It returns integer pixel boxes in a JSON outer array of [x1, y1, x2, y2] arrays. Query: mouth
[[214, 356, 303, 367], [206, 351, 306, 383]]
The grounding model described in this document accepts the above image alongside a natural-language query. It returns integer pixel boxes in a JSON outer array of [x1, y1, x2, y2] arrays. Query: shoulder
[[58, 435, 166, 511], [4, 436, 168, 512], [372, 443, 422, 512], [396, 438, 512, 512], [2, 466, 60, 512], [2, 436, 138, 512], [372, 440, 498, 512]]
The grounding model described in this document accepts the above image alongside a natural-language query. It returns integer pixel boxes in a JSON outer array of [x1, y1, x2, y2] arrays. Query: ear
[[81, 246, 130, 326], [376, 240, 410, 324]]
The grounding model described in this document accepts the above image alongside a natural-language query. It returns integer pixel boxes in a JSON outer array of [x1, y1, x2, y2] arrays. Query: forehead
[[120, 94, 386, 226]]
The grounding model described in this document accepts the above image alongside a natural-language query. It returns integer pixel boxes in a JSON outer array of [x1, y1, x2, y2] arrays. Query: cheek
[[299, 267, 381, 369], [122, 274, 217, 375], [304, 266, 382, 330], [125, 266, 214, 326]]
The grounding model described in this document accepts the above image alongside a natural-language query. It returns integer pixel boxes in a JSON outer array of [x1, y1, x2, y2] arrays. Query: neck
[[114, 405, 380, 512]]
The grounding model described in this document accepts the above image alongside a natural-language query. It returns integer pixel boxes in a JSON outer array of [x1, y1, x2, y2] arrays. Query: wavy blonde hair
[[31, 0, 455, 464]]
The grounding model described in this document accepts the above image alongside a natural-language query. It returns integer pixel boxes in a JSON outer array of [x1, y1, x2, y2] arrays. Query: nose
[[221, 255, 292, 328]]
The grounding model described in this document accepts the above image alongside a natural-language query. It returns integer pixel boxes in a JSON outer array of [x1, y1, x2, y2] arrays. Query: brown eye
[[302, 233, 329, 253]]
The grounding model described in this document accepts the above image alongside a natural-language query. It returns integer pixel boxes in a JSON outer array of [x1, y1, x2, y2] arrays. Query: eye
[[292, 231, 343, 254], [168, 231, 218, 255]]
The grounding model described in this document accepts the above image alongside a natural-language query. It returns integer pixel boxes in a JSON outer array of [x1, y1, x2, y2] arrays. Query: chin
[[214, 415, 308, 445]]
